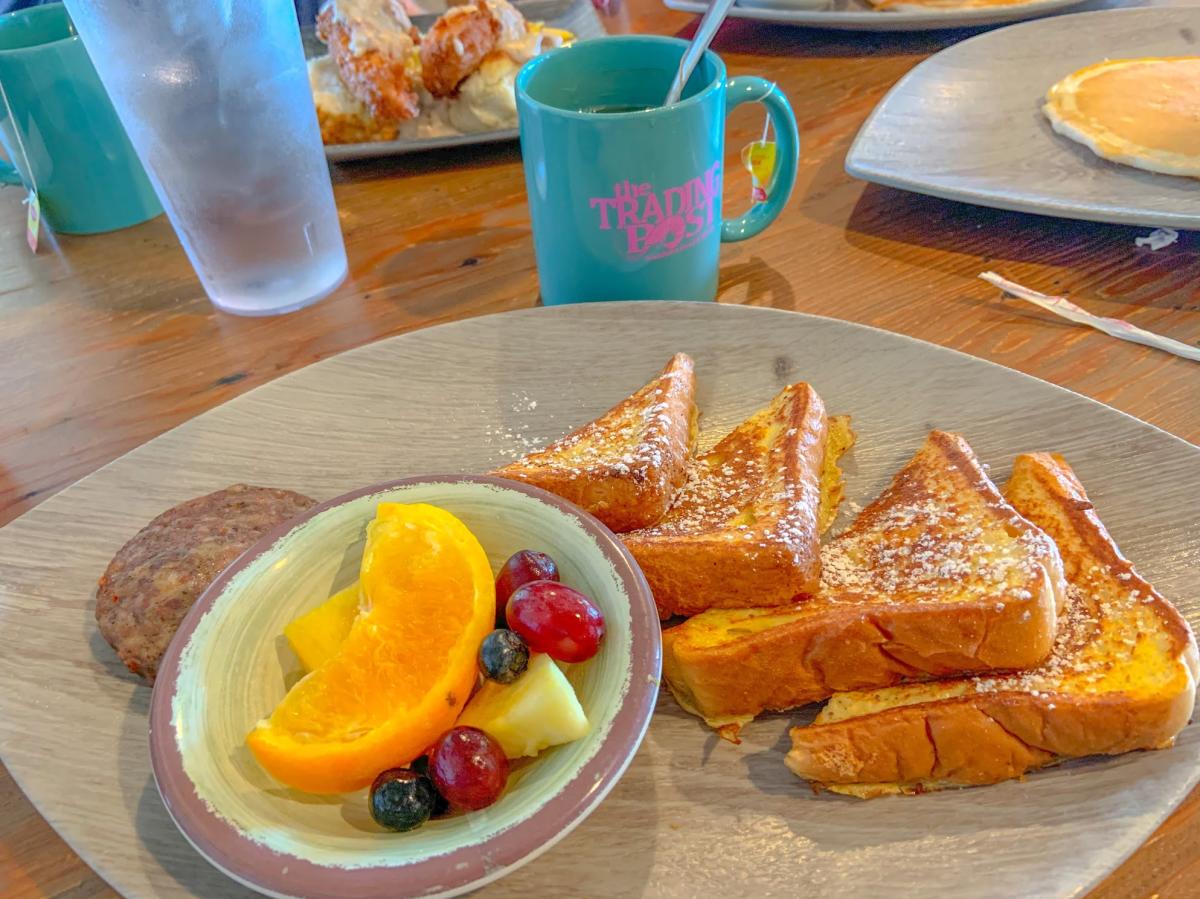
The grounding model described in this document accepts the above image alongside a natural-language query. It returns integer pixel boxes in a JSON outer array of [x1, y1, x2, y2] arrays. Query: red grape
[[495, 550, 559, 625], [428, 727, 509, 811], [505, 580, 605, 663]]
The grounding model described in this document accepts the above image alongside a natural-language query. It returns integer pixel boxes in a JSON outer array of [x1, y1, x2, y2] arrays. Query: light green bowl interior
[[171, 481, 634, 868]]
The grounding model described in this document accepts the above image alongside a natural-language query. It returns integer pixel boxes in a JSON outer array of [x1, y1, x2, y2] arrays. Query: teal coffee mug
[[0, 3, 160, 234], [515, 36, 799, 305]]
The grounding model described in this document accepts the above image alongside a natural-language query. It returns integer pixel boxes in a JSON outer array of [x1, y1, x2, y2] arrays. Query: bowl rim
[[148, 474, 662, 899]]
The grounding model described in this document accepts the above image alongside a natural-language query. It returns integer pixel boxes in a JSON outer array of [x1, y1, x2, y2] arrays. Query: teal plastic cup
[[0, 3, 161, 234], [516, 36, 799, 305]]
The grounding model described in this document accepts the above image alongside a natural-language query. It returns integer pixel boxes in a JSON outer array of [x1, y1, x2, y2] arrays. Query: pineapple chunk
[[458, 653, 590, 758], [283, 582, 361, 672]]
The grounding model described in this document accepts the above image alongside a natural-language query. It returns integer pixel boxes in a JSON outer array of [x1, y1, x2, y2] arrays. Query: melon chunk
[[284, 582, 361, 672], [458, 653, 589, 758]]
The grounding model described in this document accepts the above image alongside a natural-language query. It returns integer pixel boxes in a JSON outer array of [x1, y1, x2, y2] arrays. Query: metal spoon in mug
[[663, 0, 737, 107]]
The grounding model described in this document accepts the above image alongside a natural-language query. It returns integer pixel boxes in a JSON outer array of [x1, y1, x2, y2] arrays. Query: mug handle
[[0, 160, 24, 186], [721, 76, 799, 242]]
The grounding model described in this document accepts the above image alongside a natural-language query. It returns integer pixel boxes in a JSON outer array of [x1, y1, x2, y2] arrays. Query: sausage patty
[[96, 484, 316, 682]]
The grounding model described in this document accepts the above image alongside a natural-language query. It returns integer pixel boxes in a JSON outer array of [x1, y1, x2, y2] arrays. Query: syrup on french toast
[[662, 431, 1066, 738], [492, 353, 697, 532], [623, 383, 834, 619], [786, 452, 1199, 797]]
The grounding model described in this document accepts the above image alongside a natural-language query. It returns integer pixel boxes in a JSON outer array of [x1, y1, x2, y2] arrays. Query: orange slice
[[247, 503, 495, 794]]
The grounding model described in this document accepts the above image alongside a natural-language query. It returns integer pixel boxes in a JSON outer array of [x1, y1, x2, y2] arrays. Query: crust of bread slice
[[492, 353, 697, 533], [622, 383, 829, 619], [785, 452, 1199, 796], [661, 431, 1066, 735]]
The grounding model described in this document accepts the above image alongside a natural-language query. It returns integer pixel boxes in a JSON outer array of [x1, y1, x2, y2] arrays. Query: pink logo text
[[588, 162, 721, 260]]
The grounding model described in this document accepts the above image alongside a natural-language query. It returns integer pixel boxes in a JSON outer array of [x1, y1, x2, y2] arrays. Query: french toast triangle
[[491, 353, 697, 533], [661, 430, 1067, 739], [622, 382, 839, 620], [786, 452, 1199, 798]]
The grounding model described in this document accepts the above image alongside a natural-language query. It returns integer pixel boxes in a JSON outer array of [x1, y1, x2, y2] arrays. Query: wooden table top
[[1, 1, 1197, 896]]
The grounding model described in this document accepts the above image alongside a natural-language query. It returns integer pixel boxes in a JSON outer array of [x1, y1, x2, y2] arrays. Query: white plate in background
[[665, 0, 1090, 32]]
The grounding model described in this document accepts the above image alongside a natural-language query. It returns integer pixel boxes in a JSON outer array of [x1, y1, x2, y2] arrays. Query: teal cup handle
[[0, 159, 22, 186], [721, 77, 799, 243]]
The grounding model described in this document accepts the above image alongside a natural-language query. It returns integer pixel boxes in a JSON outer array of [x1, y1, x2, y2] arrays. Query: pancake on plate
[[1043, 57, 1200, 178]]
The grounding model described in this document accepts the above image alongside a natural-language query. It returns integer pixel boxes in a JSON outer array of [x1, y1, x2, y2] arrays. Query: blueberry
[[369, 768, 438, 832], [430, 789, 450, 818], [478, 629, 530, 684]]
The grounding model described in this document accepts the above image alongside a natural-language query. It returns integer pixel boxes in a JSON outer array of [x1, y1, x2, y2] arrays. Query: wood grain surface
[[0, 0, 1197, 896]]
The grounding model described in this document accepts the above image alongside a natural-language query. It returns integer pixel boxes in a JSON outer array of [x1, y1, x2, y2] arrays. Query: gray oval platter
[[0, 302, 1197, 898]]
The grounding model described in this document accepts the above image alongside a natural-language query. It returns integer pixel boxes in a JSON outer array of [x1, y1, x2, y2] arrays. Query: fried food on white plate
[[446, 50, 523, 131], [477, 0, 530, 44], [318, 0, 420, 121], [308, 54, 400, 144], [422, 0, 530, 97], [388, 0, 423, 17], [309, 0, 571, 143], [420, 0, 505, 97], [441, 20, 573, 131], [1043, 57, 1200, 179]]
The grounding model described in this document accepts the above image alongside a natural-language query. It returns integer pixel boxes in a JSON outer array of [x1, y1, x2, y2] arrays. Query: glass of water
[[62, 0, 347, 316]]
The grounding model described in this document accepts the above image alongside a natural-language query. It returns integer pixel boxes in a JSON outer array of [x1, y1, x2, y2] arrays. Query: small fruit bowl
[[149, 475, 660, 899]]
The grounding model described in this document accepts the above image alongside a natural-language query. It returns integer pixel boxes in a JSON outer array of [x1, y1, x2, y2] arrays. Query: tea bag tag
[[0, 76, 41, 254], [25, 190, 39, 254], [740, 110, 776, 204]]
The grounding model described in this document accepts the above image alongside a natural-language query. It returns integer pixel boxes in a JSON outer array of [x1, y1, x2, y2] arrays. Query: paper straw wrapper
[[979, 271, 1200, 363]]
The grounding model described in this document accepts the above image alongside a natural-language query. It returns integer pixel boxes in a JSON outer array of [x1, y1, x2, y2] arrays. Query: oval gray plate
[[845, 4, 1200, 227], [0, 302, 1197, 898]]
